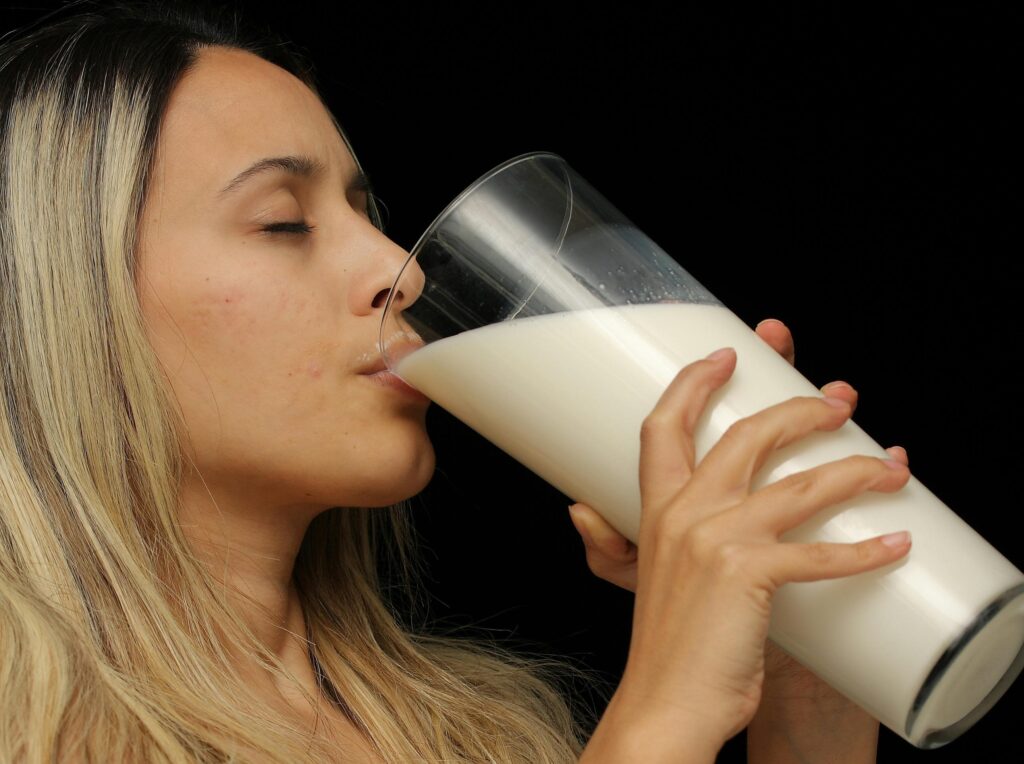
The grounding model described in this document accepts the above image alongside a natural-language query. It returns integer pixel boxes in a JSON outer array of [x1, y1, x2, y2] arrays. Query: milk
[[395, 302, 1024, 746]]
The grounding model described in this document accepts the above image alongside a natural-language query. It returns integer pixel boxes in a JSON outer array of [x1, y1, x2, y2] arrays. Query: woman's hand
[[575, 319, 913, 761], [567, 318, 908, 593]]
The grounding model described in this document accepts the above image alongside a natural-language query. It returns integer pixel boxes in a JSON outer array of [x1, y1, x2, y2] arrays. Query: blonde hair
[[0, 1, 604, 760]]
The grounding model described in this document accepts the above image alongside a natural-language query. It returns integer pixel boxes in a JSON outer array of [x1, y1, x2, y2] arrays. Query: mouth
[[362, 368, 431, 403], [357, 332, 429, 403], [357, 330, 425, 375]]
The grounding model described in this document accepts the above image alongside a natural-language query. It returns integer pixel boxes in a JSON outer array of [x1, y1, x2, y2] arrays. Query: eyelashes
[[260, 221, 316, 236], [258, 203, 372, 237]]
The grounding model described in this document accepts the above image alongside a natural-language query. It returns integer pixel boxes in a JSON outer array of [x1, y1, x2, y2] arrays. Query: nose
[[371, 256, 425, 313], [358, 230, 426, 318], [370, 286, 394, 310]]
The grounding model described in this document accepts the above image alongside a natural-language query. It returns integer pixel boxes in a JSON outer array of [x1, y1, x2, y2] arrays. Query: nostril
[[372, 288, 402, 310]]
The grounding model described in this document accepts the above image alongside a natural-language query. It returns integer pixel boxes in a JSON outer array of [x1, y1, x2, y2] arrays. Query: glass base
[[906, 582, 1024, 748]]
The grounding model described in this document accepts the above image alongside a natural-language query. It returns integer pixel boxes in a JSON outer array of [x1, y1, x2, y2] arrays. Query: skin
[[132, 42, 888, 762], [135, 46, 432, 755], [568, 317, 909, 762]]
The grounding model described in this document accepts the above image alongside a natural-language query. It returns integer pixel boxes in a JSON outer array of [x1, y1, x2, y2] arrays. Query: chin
[[361, 438, 436, 507], [400, 438, 436, 499]]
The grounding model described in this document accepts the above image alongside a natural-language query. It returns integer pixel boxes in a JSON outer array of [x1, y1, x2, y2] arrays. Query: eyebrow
[[217, 154, 374, 199]]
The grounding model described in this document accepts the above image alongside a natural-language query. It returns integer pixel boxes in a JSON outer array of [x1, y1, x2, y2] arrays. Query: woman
[[0, 1, 912, 761]]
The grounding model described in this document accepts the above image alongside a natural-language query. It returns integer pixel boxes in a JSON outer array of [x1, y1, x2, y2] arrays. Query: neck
[[177, 469, 325, 698]]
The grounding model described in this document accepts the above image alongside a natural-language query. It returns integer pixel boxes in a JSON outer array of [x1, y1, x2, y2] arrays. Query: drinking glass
[[378, 151, 1024, 748]]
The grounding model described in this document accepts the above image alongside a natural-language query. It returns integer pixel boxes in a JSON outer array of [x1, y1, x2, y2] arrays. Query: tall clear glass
[[378, 151, 1024, 748]]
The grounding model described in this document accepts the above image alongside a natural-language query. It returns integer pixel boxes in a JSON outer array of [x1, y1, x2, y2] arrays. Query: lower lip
[[363, 370, 431, 403]]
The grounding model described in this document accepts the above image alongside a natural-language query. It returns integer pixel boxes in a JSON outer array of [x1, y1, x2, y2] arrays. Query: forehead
[[153, 46, 356, 194]]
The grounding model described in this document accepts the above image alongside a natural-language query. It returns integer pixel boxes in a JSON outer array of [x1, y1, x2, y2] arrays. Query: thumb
[[568, 503, 596, 546], [568, 502, 636, 562]]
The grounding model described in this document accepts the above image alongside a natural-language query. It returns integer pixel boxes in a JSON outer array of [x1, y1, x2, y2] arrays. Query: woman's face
[[136, 46, 434, 513]]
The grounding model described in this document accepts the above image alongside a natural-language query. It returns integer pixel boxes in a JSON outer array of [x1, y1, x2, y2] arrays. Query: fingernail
[[882, 458, 906, 470], [823, 396, 849, 408], [880, 531, 911, 548], [568, 507, 593, 543], [706, 347, 734, 361], [756, 319, 784, 330], [823, 381, 853, 393]]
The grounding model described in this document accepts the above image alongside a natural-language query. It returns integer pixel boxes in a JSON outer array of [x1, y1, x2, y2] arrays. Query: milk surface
[[396, 302, 1024, 745]]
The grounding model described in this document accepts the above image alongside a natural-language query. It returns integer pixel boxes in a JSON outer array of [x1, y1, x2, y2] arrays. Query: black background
[[4, 1, 1023, 761]]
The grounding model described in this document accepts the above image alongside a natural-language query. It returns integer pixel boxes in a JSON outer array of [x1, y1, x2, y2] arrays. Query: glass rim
[[380, 150, 567, 335], [905, 580, 1024, 748]]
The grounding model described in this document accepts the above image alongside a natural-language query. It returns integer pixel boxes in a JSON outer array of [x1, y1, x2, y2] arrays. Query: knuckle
[[805, 542, 836, 566], [722, 416, 756, 442], [809, 394, 845, 416], [848, 454, 889, 482], [684, 516, 718, 551], [709, 541, 746, 578], [653, 508, 691, 546], [828, 454, 877, 481], [653, 511, 712, 559], [854, 454, 882, 470], [854, 540, 876, 564], [640, 411, 671, 439], [779, 470, 818, 500]]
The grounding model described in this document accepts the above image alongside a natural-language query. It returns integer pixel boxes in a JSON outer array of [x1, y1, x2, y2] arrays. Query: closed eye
[[260, 221, 316, 236]]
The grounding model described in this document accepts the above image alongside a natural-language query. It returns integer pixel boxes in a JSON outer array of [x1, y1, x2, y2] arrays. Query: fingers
[[755, 317, 858, 416], [759, 531, 912, 589], [569, 503, 636, 563], [811, 387, 907, 461], [682, 395, 854, 512], [568, 503, 640, 592], [820, 381, 857, 415], [639, 348, 737, 511], [755, 318, 795, 366], [755, 317, 863, 418], [734, 453, 911, 538], [886, 445, 909, 465]]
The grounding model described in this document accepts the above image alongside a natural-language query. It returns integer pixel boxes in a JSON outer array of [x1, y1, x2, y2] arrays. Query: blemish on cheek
[[214, 289, 245, 308], [305, 360, 323, 379]]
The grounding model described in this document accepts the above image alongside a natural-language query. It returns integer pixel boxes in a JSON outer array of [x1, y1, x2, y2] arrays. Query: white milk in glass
[[395, 302, 1024, 745]]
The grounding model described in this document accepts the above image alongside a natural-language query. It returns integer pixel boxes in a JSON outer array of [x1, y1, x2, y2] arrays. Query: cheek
[[146, 269, 331, 406]]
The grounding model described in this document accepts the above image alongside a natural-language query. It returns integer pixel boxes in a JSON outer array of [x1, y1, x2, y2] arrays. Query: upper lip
[[357, 335, 425, 375]]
